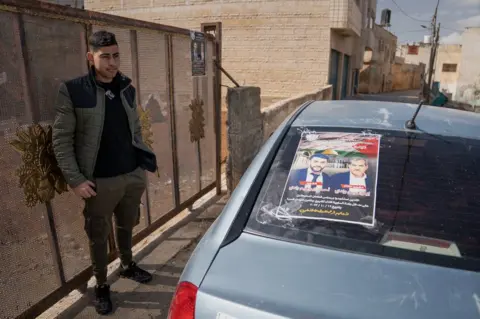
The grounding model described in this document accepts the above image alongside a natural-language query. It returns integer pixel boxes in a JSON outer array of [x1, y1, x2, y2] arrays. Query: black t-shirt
[[93, 80, 138, 178]]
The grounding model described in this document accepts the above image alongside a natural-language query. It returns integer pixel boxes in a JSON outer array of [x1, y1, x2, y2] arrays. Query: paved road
[[348, 90, 422, 104], [62, 195, 229, 319]]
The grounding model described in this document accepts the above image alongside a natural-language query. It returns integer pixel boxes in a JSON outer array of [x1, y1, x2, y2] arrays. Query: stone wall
[[262, 86, 333, 140], [225, 85, 332, 192], [358, 24, 397, 94], [225, 86, 263, 192], [456, 27, 480, 107], [391, 62, 425, 92]]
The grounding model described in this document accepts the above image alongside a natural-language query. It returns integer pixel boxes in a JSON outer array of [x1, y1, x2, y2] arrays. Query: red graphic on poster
[[352, 137, 379, 157]]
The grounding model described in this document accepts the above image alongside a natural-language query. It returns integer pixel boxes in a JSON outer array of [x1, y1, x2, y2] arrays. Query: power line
[[441, 26, 463, 33], [390, 0, 431, 23]]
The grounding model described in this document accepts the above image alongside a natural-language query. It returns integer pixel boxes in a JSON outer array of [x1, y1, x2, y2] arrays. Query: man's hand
[[73, 181, 97, 199]]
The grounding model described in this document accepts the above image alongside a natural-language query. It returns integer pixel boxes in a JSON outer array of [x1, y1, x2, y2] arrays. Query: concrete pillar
[[226, 86, 262, 193]]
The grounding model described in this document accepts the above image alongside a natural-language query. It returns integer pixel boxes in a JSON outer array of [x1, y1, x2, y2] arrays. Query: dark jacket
[[52, 70, 157, 188], [288, 168, 332, 190], [330, 172, 373, 193]]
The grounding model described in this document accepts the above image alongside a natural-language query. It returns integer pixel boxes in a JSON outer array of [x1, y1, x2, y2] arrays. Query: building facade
[[84, 0, 375, 101], [456, 27, 480, 106], [398, 43, 462, 98], [359, 23, 397, 94], [390, 57, 425, 92]]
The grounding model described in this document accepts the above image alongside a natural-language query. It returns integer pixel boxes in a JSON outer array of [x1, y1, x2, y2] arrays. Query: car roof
[[293, 100, 480, 140]]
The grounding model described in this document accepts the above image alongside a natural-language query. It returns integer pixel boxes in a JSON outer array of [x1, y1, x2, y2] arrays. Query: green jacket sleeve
[[132, 98, 144, 145], [52, 83, 87, 188]]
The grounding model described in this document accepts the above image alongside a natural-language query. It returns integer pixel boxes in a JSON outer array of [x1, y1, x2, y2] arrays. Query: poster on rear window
[[278, 131, 381, 226]]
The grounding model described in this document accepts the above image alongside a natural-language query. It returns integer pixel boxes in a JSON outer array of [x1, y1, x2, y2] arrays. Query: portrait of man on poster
[[287, 152, 331, 191], [330, 156, 373, 194]]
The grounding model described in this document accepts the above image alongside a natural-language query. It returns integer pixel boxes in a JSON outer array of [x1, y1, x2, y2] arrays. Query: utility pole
[[426, 0, 440, 103]]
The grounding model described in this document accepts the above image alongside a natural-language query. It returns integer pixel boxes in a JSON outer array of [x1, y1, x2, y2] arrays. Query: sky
[[376, 0, 480, 44]]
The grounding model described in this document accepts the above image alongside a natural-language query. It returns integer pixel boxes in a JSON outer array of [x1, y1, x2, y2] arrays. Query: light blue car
[[168, 100, 480, 319]]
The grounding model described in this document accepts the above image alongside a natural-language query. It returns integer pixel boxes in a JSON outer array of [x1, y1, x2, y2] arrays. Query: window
[[442, 63, 457, 72], [379, 39, 385, 52], [246, 127, 480, 272]]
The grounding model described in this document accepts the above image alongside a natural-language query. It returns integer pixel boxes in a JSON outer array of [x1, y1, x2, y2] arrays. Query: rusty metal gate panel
[[137, 30, 175, 223], [0, 1, 222, 318], [199, 40, 217, 189]]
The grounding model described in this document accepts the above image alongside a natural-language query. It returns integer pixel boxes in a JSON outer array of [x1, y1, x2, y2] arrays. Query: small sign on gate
[[190, 31, 206, 76]]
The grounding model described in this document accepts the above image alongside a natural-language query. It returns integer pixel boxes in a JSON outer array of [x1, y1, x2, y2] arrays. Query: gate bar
[[165, 34, 181, 207], [130, 29, 152, 226], [201, 22, 223, 195], [193, 78, 202, 192], [14, 12, 40, 123], [43, 202, 67, 285], [83, 24, 92, 72]]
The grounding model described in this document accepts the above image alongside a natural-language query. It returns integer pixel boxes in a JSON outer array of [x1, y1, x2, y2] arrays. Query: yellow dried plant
[[137, 106, 154, 151], [189, 98, 205, 142], [10, 124, 68, 207]]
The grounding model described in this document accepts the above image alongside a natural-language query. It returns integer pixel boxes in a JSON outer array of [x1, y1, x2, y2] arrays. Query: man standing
[[288, 152, 331, 191], [52, 31, 157, 315]]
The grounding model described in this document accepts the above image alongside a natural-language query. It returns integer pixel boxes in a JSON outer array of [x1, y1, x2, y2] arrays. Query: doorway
[[341, 54, 350, 99], [329, 49, 341, 100]]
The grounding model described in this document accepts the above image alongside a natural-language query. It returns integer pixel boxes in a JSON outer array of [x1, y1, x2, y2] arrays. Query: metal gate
[[0, 1, 222, 318]]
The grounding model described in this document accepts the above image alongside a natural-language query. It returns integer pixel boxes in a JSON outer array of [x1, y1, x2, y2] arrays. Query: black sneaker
[[119, 261, 152, 284], [94, 284, 113, 315]]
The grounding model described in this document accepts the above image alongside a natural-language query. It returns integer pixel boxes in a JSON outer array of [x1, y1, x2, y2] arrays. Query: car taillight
[[168, 281, 198, 319]]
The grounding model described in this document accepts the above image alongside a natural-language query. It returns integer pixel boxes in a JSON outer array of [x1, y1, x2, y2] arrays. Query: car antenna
[[405, 100, 425, 130]]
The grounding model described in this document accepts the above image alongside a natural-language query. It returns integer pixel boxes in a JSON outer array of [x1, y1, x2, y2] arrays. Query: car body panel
[[196, 232, 480, 319], [293, 101, 480, 140], [177, 102, 306, 287], [172, 100, 480, 318]]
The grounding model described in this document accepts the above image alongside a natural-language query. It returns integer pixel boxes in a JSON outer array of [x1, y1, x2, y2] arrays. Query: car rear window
[[245, 127, 480, 272]]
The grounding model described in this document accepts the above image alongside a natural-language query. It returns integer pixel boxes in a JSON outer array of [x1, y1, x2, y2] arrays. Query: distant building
[[456, 27, 480, 107], [398, 43, 462, 98], [359, 23, 397, 94]]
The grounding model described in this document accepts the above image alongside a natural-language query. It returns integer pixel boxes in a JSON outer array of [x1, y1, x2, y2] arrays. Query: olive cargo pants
[[83, 167, 146, 285]]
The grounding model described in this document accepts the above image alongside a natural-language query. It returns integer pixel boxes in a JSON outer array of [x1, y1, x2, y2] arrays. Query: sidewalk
[[40, 182, 229, 319]]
